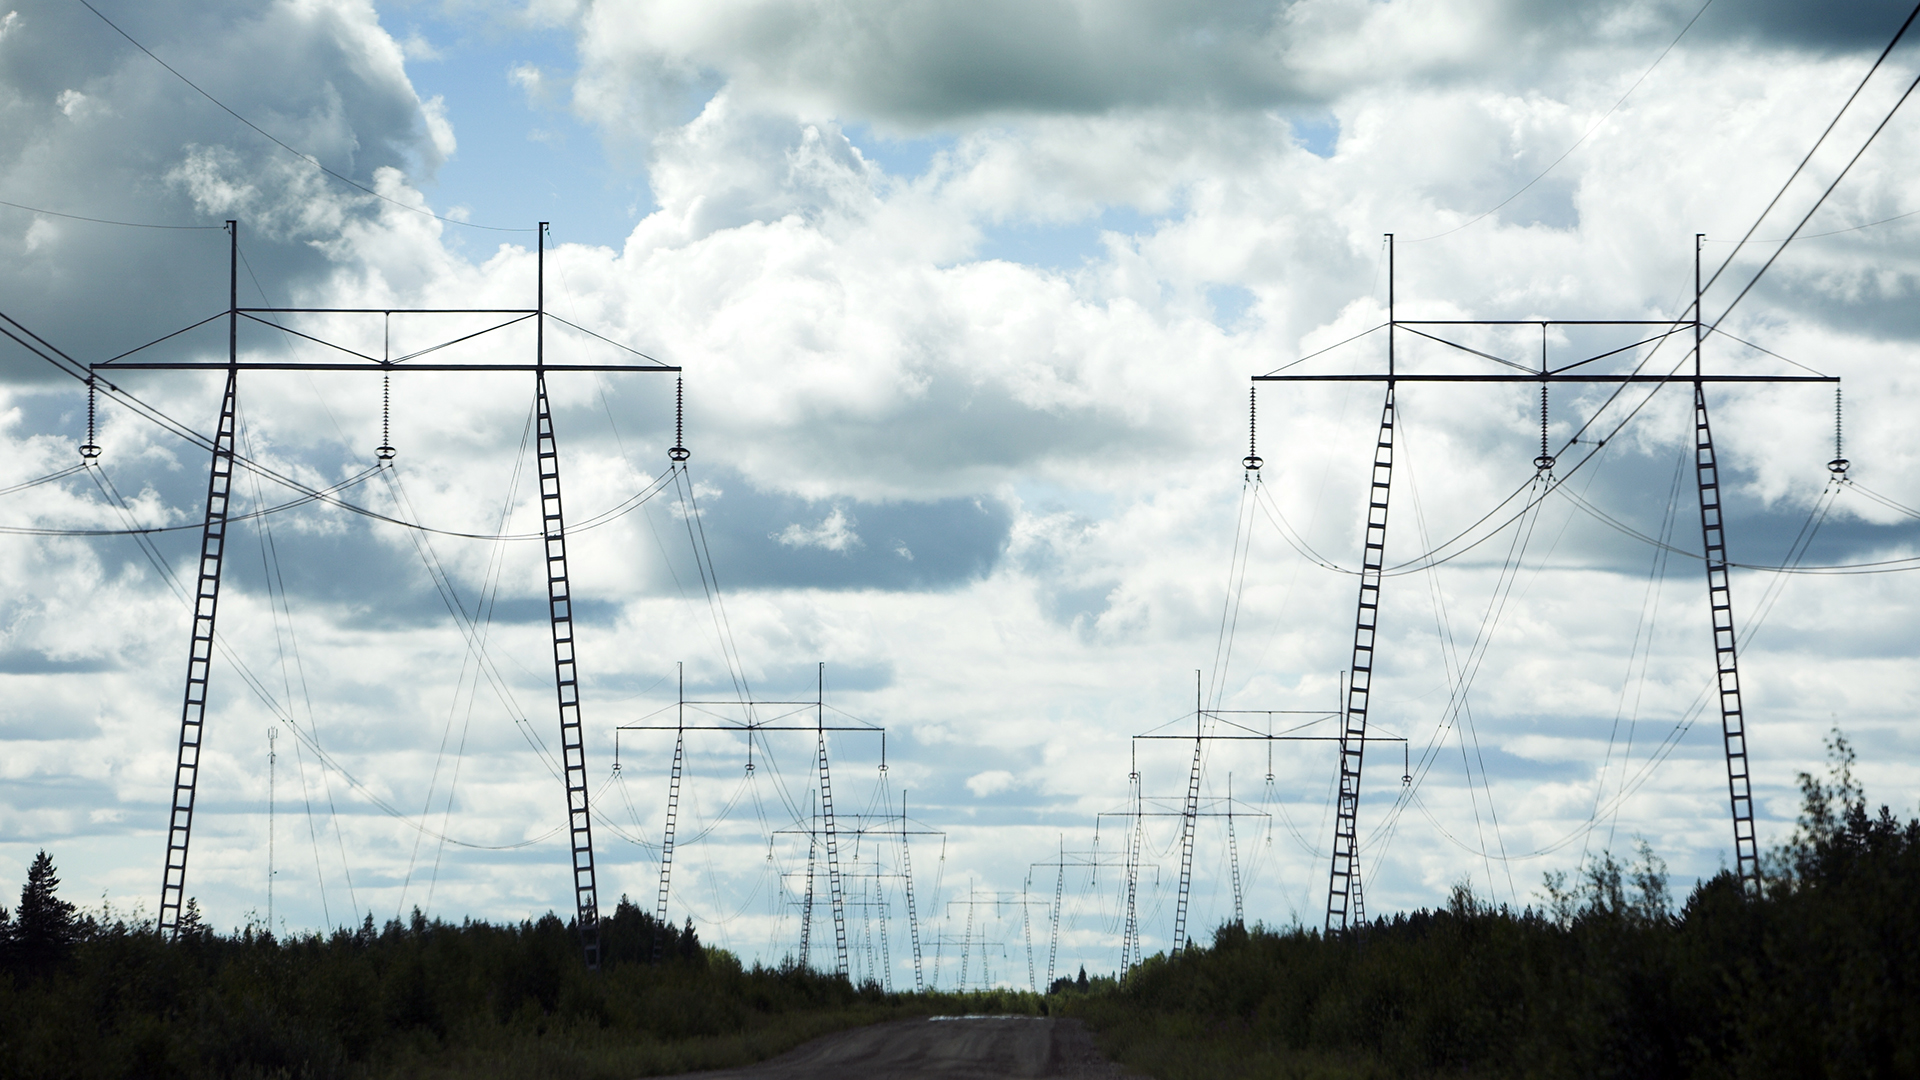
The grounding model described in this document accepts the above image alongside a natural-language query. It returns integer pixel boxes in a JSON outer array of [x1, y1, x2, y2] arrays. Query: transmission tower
[[623, 666, 892, 978], [942, 886, 1030, 991], [1255, 235, 1837, 926], [99, 222, 678, 967], [1028, 840, 1128, 988], [1127, 691, 1401, 955], [776, 806, 940, 982], [1104, 792, 1277, 966]]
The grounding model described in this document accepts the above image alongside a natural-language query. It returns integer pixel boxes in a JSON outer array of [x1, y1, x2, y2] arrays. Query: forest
[[1067, 734, 1920, 1078], [2, 735, 1913, 1079]]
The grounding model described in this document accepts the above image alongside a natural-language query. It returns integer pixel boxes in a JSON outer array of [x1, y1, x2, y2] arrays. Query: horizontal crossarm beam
[[1133, 734, 1407, 742], [678, 699, 879, 706], [1396, 319, 1687, 326], [237, 307, 538, 314], [1098, 810, 1275, 818], [774, 826, 949, 836], [97, 361, 680, 371], [1255, 374, 1836, 383], [617, 723, 883, 732]]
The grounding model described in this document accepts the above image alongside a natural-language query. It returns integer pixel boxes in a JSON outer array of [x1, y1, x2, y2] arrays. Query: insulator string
[[669, 376, 690, 462], [1242, 385, 1263, 472], [1829, 383, 1849, 475], [80, 376, 101, 459], [376, 373, 396, 461], [1534, 383, 1554, 473]]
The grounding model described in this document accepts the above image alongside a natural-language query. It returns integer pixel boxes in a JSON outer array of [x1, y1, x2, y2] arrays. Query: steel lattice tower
[[110, 220, 677, 961], [1252, 234, 1832, 925]]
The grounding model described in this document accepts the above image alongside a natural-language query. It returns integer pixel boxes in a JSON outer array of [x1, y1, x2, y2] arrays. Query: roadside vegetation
[[0, 872, 1039, 1080], [1060, 732, 1920, 1079], [5, 733, 1911, 1079]]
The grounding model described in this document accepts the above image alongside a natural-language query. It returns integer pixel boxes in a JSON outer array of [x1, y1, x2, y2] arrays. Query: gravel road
[[654, 1015, 1137, 1080]]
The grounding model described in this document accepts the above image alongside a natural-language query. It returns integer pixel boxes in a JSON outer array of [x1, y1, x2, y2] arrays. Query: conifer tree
[[15, 850, 77, 973]]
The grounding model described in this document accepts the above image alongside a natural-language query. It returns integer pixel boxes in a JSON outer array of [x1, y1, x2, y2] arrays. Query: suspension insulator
[[81, 377, 100, 460]]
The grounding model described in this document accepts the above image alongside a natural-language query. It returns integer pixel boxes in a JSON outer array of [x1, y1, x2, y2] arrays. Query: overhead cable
[[1405, 0, 1716, 243], [1698, 0, 1920, 306], [75, 0, 533, 234], [0, 197, 223, 230]]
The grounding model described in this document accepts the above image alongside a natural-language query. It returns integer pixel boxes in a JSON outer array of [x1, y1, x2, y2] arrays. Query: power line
[[1406, 0, 1715, 243], [74, 0, 532, 234], [0, 197, 223, 230], [1708, 60, 1920, 329], [1698, 0, 1920, 303]]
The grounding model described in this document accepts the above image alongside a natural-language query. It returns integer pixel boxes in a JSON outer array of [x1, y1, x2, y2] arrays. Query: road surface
[[657, 1016, 1136, 1080]]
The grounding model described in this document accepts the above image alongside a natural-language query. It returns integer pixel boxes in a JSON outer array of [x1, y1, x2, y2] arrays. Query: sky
[[4, 0, 1920, 988]]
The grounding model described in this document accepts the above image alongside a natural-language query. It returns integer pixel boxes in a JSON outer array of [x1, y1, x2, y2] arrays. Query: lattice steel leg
[[1121, 768, 1143, 970], [877, 872, 893, 992], [1046, 843, 1064, 988], [1692, 384, 1760, 894], [653, 732, 682, 961], [900, 792, 925, 992], [800, 795, 816, 966], [1171, 734, 1202, 954], [1022, 876, 1036, 992], [817, 730, 849, 977], [158, 366, 239, 937], [536, 373, 601, 968], [1326, 384, 1396, 932], [1227, 783, 1245, 926]]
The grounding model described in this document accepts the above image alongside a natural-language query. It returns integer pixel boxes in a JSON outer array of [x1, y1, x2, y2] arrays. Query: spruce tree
[[15, 850, 77, 973]]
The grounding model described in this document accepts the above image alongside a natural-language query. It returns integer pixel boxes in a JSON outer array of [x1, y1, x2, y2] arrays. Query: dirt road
[[656, 1016, 1135, 1080]]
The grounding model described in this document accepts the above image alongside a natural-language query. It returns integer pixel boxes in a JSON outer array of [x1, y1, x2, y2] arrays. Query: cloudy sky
[[5, 0, 1920, 984]]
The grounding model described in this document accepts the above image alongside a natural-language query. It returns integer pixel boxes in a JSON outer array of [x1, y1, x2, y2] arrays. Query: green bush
[[1064, 732, 1920, 1079], [0, 872, 1032, 1080]]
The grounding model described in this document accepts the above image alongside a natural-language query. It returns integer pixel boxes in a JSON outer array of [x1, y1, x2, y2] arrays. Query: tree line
[[0, 866, 1035, 1079], [1066, 732, 1920, 1078]]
